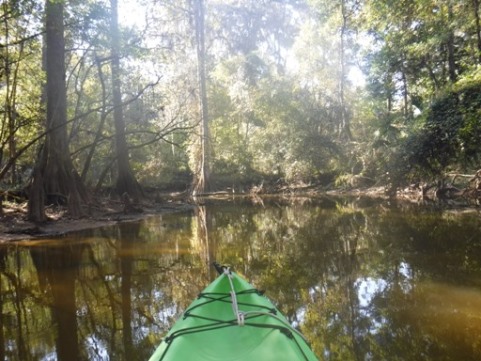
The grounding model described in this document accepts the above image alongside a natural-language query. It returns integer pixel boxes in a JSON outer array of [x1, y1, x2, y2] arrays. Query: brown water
[[1, 197, 481, 361]]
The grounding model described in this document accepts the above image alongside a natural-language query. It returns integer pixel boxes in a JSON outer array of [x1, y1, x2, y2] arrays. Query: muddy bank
[[1, 184, 479, 243], [0, 196, 193, 243]]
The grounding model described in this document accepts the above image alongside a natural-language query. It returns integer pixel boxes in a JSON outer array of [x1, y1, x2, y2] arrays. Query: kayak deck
[[149, 265, 318, 361]]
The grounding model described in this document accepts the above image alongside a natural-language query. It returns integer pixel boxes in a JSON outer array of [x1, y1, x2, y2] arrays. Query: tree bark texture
[[81, 56, 108, 182], [192, 0, 211, 195], [473, 0, 481, 63], [28, 0, 86, 221], [339, 0, 352, 141], [110, 0, 143, 199], [446, 2, 457, 82]]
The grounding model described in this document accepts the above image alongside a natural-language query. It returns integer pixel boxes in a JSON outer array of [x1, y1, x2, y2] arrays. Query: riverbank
[[0, 184, 478, 243], [0, 195, 194, 243]]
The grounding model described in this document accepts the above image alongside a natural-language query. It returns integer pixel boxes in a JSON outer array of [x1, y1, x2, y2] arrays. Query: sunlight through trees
[[1, 0, 480, 204]]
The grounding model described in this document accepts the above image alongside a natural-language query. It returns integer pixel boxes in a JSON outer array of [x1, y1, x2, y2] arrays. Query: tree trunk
[[81, 55, 108, 182], [192, 0, 210, 196], [473, 0, 481, 63], [2, 3, 25, 186], [28, 0, 86, 222], [401, 68, 411, 119], [27, 148, 47, 222], [338, 0, 352, 141], [446, 2, 457, 82], [110, 0, 142, 200]]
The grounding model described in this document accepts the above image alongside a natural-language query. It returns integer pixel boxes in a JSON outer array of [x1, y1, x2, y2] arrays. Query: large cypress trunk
[[28, 0, 85, 222]]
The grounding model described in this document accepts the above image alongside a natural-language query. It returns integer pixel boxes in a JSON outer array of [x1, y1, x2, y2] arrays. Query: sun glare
[[118, 0, 147, 28]]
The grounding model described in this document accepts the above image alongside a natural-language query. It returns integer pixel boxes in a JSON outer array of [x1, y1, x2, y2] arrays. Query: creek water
[[1, 196, 481, 361]]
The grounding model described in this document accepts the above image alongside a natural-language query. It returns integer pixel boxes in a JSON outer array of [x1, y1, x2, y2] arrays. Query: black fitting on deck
[[213, 261, 232, 275]]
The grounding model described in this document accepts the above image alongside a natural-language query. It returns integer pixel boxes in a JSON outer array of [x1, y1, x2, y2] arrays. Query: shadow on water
[[0, 196, 480, 360]]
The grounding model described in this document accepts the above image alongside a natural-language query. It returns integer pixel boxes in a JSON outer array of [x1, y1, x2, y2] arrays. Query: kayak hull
[[149, 268, 318, 361]]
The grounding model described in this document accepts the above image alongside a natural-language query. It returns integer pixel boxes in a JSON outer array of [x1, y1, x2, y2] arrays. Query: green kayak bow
[[148, 263, 318, 361]]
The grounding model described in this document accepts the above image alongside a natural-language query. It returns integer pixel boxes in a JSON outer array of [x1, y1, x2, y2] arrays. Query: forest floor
[[0, 193, 194, 243]]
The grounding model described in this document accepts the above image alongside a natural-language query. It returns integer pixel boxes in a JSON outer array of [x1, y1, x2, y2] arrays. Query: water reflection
[[31, 242, 86, 361], [0, 197, 480, 360]]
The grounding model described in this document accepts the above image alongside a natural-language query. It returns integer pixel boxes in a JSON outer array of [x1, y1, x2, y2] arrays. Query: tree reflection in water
[[0, 197, 480, 360], [31, 242, 86, 361]]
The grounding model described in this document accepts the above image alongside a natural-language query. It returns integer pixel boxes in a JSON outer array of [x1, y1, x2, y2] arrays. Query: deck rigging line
[[157, 268, 311, 361]]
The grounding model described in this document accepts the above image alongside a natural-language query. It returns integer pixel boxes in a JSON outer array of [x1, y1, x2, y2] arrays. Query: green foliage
[[393, 78, 481, 183], [354, 0, 481, 188], [3, 0, 481, 194], [0, 0, 44, 185]]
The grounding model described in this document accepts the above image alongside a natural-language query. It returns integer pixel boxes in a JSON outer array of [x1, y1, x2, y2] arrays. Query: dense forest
[[1, 0, 481, 220]]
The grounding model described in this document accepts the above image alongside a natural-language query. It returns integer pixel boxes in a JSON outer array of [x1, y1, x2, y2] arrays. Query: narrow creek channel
[[1, 197, 481, 360]]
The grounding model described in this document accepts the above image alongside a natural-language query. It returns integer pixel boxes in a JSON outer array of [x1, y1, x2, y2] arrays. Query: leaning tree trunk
[[192, 0, 210, 196], [28, 0, 85, 222], [110, 0, 142, 200]]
